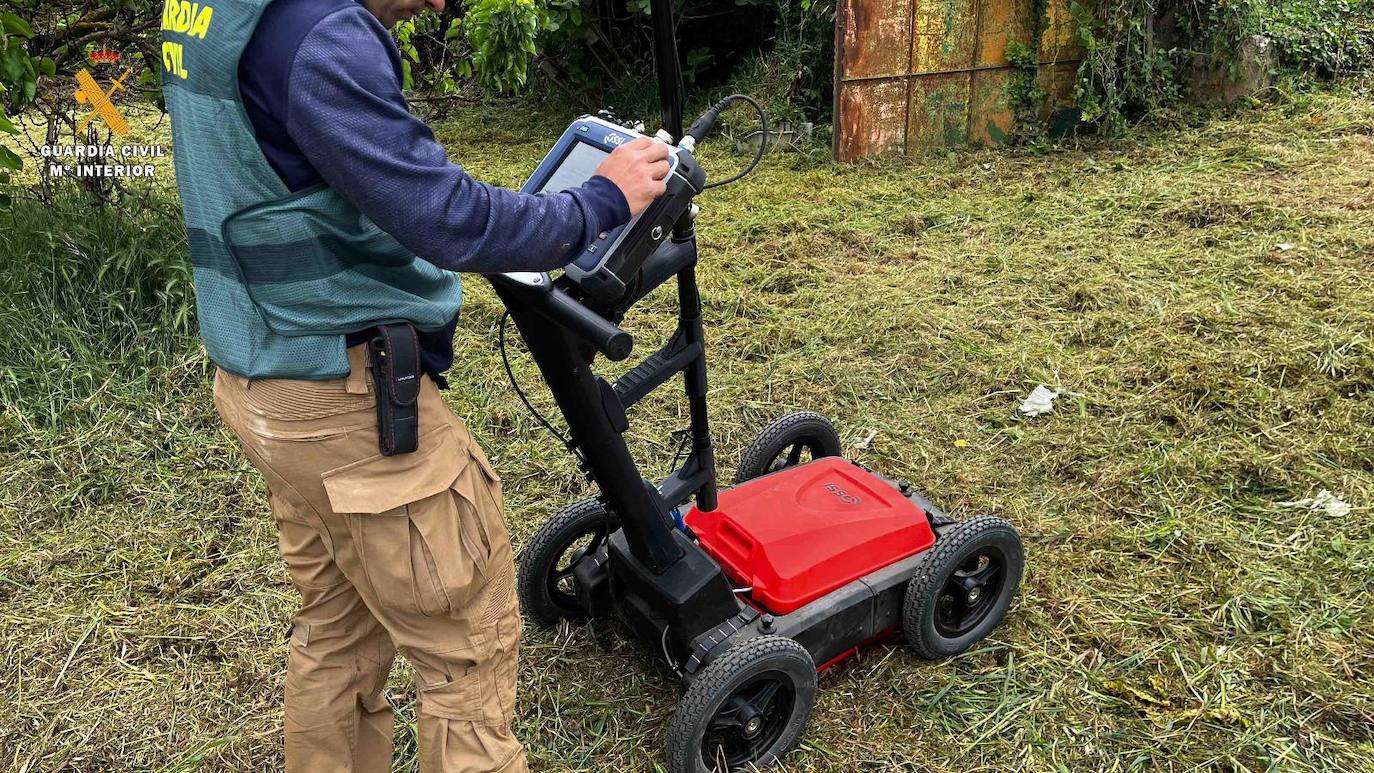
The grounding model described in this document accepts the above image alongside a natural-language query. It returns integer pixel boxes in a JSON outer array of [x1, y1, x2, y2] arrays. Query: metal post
[[676, 260, 717, 512], [649, 0, 684, 140]]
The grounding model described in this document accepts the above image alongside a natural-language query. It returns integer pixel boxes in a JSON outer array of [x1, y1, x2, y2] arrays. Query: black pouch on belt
[[368, 323, 421, 456]]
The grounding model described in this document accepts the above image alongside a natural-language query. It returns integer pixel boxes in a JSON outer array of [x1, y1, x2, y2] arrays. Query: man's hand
[[594, 138, 671, 218]]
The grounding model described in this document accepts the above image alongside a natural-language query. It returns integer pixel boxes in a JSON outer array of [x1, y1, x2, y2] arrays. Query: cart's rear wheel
[[516, 498, 609, 628], [734, 411, 843, 484], [902, 516, 1024, 659], [666, 636, 816, 773]]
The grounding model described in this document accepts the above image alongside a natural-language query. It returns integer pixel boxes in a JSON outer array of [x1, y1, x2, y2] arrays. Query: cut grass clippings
[[2, 83, 1373, 771]]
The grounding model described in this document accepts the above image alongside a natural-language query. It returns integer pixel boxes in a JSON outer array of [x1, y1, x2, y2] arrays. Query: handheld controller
[[521, 116, 706, 303]]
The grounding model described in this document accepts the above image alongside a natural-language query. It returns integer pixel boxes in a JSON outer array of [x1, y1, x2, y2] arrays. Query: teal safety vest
[[160, 0, 461, 379]]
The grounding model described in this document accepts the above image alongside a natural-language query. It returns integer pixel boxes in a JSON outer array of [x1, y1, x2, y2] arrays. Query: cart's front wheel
[[516, 498, 609, 629], [902, 516, 1024, 659], [666, 636, 816, 773], [735, 411, 843, 484]]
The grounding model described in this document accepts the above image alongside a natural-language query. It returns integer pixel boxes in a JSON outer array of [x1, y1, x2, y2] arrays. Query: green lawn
[[2, 84, 1373, 771]]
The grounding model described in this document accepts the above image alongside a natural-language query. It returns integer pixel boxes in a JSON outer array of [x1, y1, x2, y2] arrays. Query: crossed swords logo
[[74, 67, 132, 135]]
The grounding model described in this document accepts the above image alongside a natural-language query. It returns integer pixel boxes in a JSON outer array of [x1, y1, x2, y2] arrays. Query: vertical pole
[[649, 0, 684, 140], [676, 255, 718, 512], [490, 282, 685, 573]]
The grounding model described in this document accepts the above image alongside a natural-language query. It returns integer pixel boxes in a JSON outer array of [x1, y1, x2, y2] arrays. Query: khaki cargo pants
[[213, 345, 527, 773]]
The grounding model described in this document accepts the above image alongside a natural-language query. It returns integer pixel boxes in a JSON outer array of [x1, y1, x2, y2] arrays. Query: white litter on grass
[[1277, 243, 1296, 252], [1018, 385, 1062, 417], [854, 428, 878, 450], [1282, 490, 1352, 519]]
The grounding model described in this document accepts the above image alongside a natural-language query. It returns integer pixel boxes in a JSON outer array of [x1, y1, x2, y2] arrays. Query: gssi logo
[[823, 483, 860, 506]]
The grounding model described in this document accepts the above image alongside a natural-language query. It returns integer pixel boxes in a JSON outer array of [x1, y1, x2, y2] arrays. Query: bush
[[1073, 0, 1374, 136], [1265, 0, 1374, 77], [1073, 0, 1264, 136], [722, 0, 836, 126], [523, 0, 833, 122]]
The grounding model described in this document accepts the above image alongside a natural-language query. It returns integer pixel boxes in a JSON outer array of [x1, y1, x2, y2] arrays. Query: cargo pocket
[[322, 422, 493, 620], [467, 440, 503, 502], [413, 651, 486, 722], [407, 469, 491, 617]]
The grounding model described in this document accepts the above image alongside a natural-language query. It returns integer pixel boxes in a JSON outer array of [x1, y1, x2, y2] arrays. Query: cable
[[702, 94, 767, 189], [498, 311, 586, 465], [661, 625, 684, 677], [667, 426, 691, 473], [683, 93, 768, 190]]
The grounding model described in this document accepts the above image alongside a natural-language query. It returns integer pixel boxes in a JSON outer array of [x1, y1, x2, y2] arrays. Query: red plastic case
[[685, 458, 936, 614]]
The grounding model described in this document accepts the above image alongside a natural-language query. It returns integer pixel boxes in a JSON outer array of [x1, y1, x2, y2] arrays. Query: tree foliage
[[1, 9, 40, 205], [394, 0, 834, 121], [0, 0, 832, 124], [5, 0, 1364, 189]]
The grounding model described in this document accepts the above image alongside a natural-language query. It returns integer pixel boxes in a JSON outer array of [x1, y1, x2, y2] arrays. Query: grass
[[2, 82, 1374, 771]]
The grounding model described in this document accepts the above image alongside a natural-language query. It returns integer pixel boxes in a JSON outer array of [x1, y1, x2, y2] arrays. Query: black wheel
[[902, 516, 1024, 659], [516, 498, 609, 629], [666, 636, 816, 773], [734, 411, 843, 484]]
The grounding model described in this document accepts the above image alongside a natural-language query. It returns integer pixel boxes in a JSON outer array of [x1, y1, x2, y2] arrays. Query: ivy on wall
[[1069, 0, 1373, 136], [1005, 0, 1050, 143]]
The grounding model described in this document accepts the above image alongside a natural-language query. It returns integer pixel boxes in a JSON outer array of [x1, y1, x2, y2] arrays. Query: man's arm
[[284, 5, 630, 273]]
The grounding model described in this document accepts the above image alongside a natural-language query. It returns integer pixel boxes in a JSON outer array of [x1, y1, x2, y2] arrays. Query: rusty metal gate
[[833, 0, 1084, 161]]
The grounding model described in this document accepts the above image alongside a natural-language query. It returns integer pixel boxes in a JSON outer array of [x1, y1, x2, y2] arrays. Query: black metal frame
[[484, 0, 752, 659], [485, 0, 951, 675], [488, 204, 746, 656]]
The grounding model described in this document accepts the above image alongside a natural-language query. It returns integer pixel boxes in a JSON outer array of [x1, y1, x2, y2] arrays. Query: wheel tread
[[902, 516, 1023, 659], [666, 635, 816, 773], [516, 497, 608, 629], [734, 411, 843, 484]]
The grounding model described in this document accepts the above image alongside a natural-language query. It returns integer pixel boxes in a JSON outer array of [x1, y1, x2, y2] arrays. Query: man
[[159, 0, 669, 769]]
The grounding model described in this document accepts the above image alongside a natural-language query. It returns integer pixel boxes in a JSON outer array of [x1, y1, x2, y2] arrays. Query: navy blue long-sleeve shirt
[[237, 0, 630, 381]]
